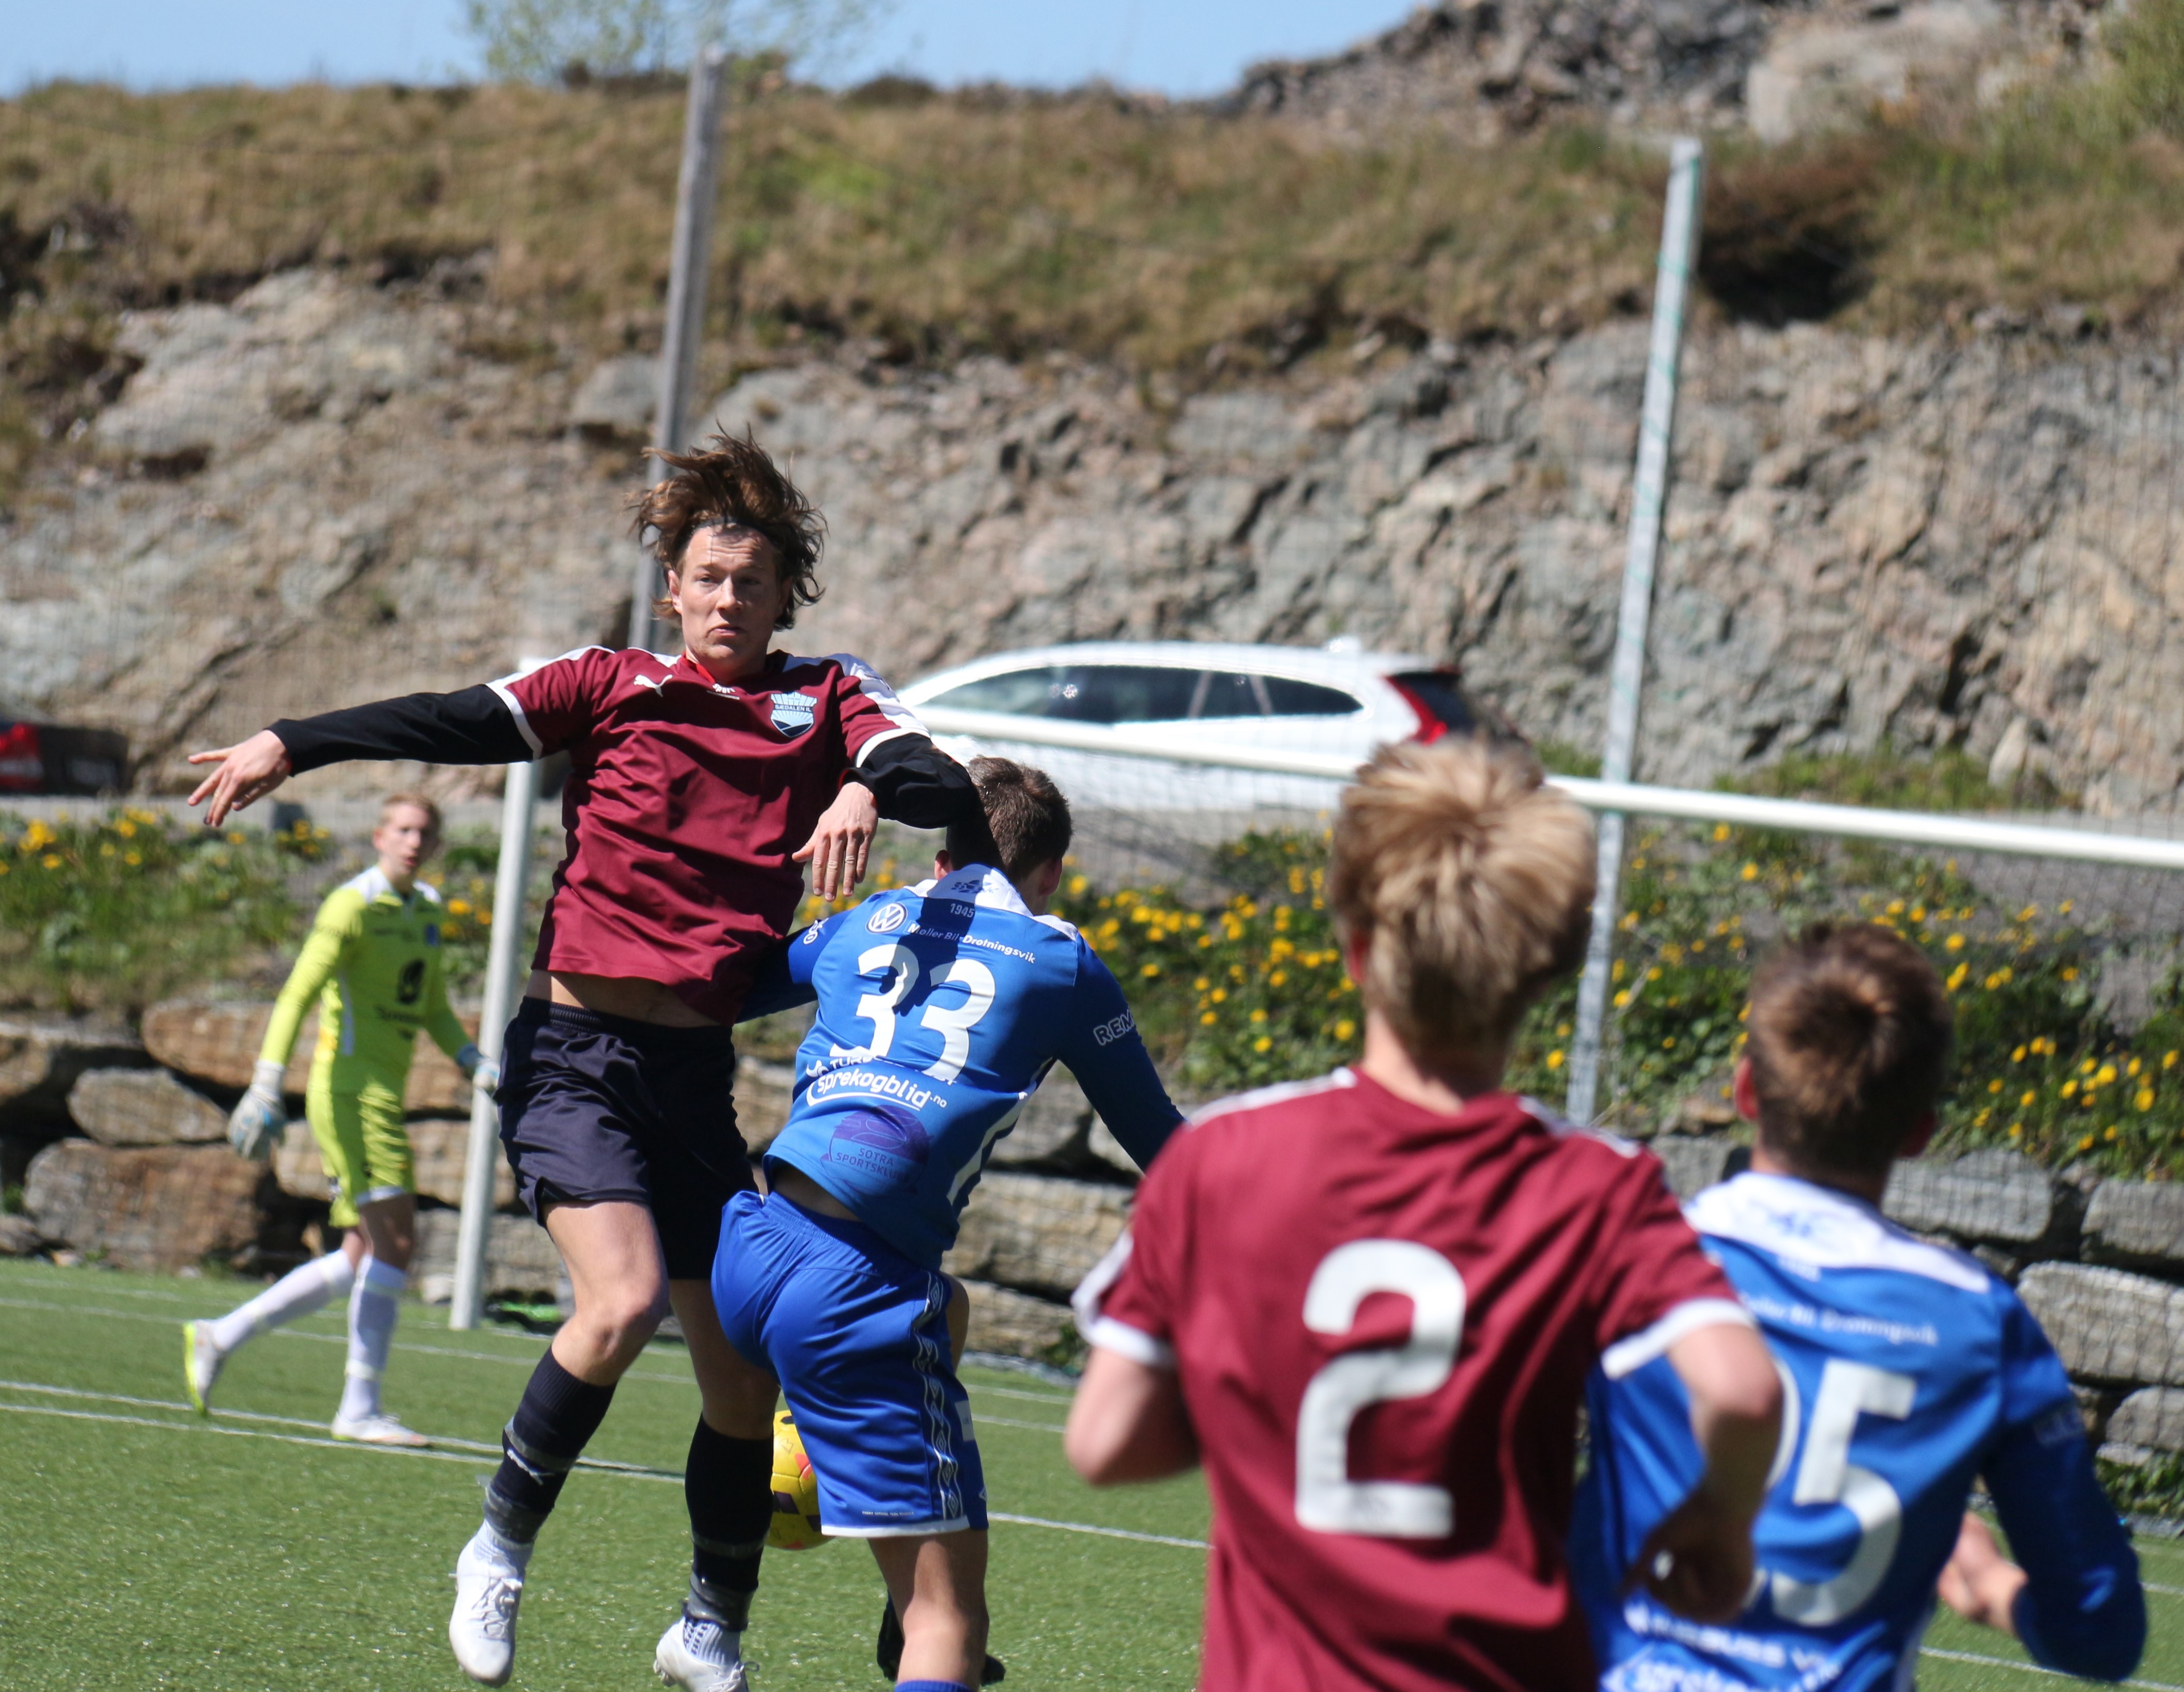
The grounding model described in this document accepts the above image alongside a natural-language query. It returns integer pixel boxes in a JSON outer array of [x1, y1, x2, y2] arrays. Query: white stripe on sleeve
[[1088, 1317, 1177, 1370], [1600, 1297, 1756, 1380], [486, 681, 543, 757], [827, 652, 930, 739]]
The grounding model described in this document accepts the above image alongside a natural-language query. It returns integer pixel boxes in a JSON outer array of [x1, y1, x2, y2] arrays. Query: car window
[[1262, 677, 1362, 717], [927, 667, 1069, 716], [1195, 671, 1267, 719], [1063, 666, 1202, 724]]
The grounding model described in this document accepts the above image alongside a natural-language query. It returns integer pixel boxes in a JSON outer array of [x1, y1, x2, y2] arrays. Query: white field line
[[987, 1512, 1208, 1550], [0, 1295, 695, 1386], [977, 1414, 1069, 1433], [971, 1384, 1077, 1407], [0, 1376, 1195, 1550], [1918, 1647, 2184, 1692]]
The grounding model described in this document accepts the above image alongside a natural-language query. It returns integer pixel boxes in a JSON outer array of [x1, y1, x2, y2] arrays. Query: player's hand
[[187, 729, 294, 826], [1938, 1512, 2027, 1637], [227, 1062, 288, 1162], [794, 781, 877, 900], [458, 1043, 501, 1098], [1629, 1484, 1759, 1625]]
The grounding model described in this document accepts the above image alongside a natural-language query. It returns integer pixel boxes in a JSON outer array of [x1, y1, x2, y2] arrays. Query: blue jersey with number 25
[[1572, 1171, 2143, 1692], [762, 864, 1183, 1270]]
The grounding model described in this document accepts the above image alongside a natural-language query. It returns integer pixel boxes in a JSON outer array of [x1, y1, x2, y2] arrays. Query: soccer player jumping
[[719, 756, 1182, 1690], [1573, 922, 2145, 1691], [1066, 737, 1785, 1692], [185, 434, 975, 1690], [184, 793, 495, 1445]]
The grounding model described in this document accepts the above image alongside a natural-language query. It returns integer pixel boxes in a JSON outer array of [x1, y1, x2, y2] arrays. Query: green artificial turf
[[0, 1255, 2176, 1691]]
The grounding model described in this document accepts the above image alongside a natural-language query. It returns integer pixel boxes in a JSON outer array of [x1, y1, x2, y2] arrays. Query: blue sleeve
[[1054, 944, 1184, 1172], [734, 910, 850, 1023], [1986, 1294, 2144, 1682]]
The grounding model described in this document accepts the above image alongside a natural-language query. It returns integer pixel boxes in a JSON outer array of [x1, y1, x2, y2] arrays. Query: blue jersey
[[761, 865, 1183, 1269], [1573, 1172, 2142, 1692]]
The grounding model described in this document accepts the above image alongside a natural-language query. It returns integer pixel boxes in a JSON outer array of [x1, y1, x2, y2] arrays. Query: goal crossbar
[[914, 706, 2184, 875]]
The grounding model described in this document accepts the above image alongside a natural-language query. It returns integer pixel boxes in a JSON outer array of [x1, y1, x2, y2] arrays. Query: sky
[[1, 1, 1414, 99]]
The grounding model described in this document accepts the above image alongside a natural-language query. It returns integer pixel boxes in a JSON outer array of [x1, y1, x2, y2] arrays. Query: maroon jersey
[[490, 645, 924, 1024], [1081, 1068, 1748, 1692]]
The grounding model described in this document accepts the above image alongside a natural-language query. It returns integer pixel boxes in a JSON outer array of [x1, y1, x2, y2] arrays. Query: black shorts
[[498, 1000, 754, 1279]]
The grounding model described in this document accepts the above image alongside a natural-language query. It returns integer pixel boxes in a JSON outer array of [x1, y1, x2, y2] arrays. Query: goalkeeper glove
[[457, 1043, 500, 1097], [227, 1059, 287, 1162]]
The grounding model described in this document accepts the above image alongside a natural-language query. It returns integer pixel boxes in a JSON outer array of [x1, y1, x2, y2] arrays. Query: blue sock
[[894, 1683, 972, 1691]]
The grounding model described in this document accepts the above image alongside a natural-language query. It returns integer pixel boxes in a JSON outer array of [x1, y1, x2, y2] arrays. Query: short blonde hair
[[377, 792, 443, 836], [1329, 739, 1595, 1064]]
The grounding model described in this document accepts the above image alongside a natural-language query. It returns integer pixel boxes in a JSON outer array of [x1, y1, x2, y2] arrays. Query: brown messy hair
[[1746, 922, 1953, 1181], [1328, 738, 1594, 1066], [627, 429, 825, 628], [946, 757, 1073, 883]]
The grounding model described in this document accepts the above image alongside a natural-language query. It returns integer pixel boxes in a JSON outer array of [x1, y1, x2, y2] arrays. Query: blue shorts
[[714, 1190, 987, 1537]]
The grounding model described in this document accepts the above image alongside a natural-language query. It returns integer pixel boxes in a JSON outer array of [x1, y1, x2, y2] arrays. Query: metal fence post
[[448, 661, 547, 1331], [628, 45, 731, 655], [1564, 136, 1705, 1126]]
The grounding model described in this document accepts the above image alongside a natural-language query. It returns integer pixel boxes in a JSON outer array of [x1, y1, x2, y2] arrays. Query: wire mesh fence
[[8, 92, 2184, 1167]]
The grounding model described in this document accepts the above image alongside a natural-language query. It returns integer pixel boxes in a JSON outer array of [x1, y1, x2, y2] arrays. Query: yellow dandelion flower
[[1249, 1008, 1268, 1024], [116, 819, 136, 839], [2139, 1088, 2157, 1112], [2130, 1057, 2144, 1078], [1741, 863, 1759, 881], [2079, 1134, 2095, 1151], [123, 852, 139, 866], [2060, 900, 2074, 915], [448, 899, 471, 916], [1254, 1036, 1272, 1053], [1944, 934, 1965, 952], [2096, 1064, 2118, 1086], [1334, 1019, 1356, 1042], [1712, 823, 1730, 842], [1210, 988, 1227, 1004], [2021, 1090, 2036, 1108], [2012, 1045, 2027, 1063], [1142, 963, 1161, 979], [1546, 1050, 1565, 1070], [2107, 1125, 2120, 1141], [2062, 1080, 2078, 1098], [2009, 1123, 2023, 1138], [1068, 874, 1088, 895], [1613, 990, 1632, 1008], [41, 853, 60, 868], [1270, 970, 1288, 987], [1988, 1079, 2004, 1094], [1194, 977, 1210, 992], [1200, 1011, 1217, 1026], [2063, 967, 2078, 981]]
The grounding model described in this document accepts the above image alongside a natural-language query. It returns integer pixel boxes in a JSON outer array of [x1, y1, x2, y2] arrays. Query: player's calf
[[872, 1532, 989, 1690]]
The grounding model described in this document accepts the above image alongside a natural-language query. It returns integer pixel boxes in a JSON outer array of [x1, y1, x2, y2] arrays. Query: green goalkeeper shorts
[[306, 1069, 414, 1228]]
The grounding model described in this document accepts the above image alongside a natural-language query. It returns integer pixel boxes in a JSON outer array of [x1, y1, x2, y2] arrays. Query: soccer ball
[[767, 1410, 830, 1551]]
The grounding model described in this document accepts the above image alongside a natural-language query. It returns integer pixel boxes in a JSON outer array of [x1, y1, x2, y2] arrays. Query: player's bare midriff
[[527, 969, 720, 1029], [765, 1162, 859, 1222]]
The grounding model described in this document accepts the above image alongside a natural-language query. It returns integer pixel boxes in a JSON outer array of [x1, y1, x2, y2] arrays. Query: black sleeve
[[847, 735, 979, 829], [271, 685, 532, 774]]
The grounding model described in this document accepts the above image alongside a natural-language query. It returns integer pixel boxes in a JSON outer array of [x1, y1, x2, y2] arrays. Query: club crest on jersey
[[866, 902, 909, 935], [769, 691, 817, 738]]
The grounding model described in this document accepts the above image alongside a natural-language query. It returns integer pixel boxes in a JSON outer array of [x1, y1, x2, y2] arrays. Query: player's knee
[[583, 1285, 670, 1358]]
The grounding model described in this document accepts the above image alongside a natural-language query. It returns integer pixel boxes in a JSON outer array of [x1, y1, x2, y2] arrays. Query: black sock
[[683, 1419, 772, 1631], [483, 1351, 617, 1545]]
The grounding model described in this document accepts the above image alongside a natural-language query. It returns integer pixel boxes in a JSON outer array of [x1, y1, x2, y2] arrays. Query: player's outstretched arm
[[1634, 1322, 1782, 1624], [1058, 950, 1186, 1173], [1066, 1347, 1198, 1484], [1974, 1409, 2146, 1681]]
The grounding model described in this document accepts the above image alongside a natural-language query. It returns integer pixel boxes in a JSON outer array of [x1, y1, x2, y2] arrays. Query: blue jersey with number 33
[[1572, 1172, 2143, 1692], [761, 864, 1182, 1269]]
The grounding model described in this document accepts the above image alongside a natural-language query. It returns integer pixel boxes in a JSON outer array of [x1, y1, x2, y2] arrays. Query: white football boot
[[330, 1410, 431, 1447], [654, 1612, 749, 1690], [450, 1529, 526, 1686], [181, 1321, 225, 1415]]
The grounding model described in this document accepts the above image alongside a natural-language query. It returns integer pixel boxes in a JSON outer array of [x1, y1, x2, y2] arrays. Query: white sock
[[208, 1250, 354, 1354], [337, 1257, 406, 1422]]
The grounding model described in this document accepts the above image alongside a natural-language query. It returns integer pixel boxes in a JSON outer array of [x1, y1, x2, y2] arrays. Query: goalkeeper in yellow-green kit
[[183, 794, 496, 1445]]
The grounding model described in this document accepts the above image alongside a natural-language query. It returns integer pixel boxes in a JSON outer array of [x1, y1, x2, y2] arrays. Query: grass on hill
[[6, 1, 2184, 498], [0, 1255, 2174, 1691]]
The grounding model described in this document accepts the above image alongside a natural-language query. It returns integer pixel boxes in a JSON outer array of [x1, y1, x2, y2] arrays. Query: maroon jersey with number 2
[[1080, 1068, 1749, 1692]]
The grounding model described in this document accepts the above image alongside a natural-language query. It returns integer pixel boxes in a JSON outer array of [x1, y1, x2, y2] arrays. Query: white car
[[898, 640, 1503, 813]]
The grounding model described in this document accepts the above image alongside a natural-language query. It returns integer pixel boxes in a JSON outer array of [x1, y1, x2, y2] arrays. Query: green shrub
[[0, 809, 302, 1015]]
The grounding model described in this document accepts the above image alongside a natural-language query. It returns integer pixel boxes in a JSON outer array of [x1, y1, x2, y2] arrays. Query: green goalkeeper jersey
[[259, 866, 470, 1090]]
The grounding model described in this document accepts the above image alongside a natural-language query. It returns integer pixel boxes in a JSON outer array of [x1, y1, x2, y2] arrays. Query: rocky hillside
[[1228, 0, 2114, 137], [8, 266, 2178, 817]]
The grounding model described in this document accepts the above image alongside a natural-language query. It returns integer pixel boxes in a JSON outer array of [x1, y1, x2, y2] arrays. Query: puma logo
[[632, 673, 669, 695]]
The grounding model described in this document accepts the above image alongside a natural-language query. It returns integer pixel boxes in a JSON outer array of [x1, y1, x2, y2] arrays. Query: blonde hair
[[377, 792, 443, 836], [1328, 739, 1595, 1065]]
